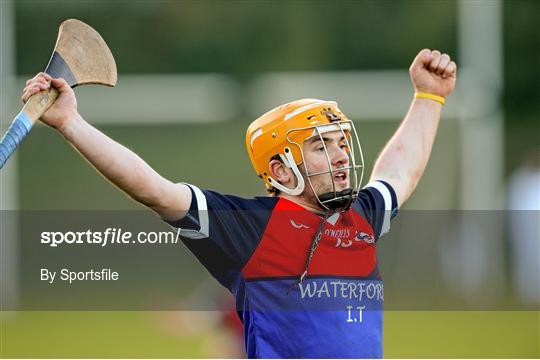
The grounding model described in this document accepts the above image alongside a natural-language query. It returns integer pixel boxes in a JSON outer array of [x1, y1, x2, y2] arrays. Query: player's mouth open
[[333, 171, 347, 183]]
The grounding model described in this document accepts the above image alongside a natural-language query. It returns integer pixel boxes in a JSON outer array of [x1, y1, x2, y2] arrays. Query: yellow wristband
[[415, 92, 445, 105]]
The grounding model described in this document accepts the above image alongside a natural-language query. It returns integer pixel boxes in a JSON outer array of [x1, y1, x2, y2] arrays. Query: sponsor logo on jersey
[[290, 220, 310, 229], [355, 231, 375, 244], [332, 230, 374, 247]]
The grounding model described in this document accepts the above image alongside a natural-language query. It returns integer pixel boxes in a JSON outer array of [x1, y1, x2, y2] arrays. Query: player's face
[[300, 130, 351, 202]]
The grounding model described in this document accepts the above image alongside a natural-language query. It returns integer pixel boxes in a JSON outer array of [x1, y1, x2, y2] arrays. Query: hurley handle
[[0, 87, 59, 169]]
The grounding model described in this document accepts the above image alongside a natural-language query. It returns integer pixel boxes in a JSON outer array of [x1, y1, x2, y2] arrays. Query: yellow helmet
[[246, 99, 364, 209]]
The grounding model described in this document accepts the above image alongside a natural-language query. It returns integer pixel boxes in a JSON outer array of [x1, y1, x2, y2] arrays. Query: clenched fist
[[409, 49, 457, 99]]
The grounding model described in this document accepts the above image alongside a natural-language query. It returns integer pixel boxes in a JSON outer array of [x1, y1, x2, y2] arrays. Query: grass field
[[2, 311, 538, 357]]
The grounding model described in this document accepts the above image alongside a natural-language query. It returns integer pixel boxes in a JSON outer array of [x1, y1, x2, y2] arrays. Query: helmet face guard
[[246, 99, 365, 211], [286, 120, 364, 211]]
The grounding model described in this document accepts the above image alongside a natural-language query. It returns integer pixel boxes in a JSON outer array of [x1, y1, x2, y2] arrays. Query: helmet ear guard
[[278, 153, 291, 168], [267, 147, 305, 196]]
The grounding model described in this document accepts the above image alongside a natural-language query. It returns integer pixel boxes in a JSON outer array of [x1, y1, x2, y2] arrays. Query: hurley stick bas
[[0, 19, 117, 169]]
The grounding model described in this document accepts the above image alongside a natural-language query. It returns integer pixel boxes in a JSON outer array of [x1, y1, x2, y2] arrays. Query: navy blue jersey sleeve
[[164, 184, 275, 287], [352, 180, 398, 240]]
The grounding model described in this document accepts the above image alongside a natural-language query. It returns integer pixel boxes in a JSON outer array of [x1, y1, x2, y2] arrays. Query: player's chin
[[318, 181, 350, 195]]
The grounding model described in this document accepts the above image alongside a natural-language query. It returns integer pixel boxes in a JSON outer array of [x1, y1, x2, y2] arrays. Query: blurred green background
[[11, 0, 538, 174], [1, 0, 539, 358]]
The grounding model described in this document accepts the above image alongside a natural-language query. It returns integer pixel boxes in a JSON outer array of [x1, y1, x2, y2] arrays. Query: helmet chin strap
[[267, 147, 305, 196], [317, 188, 356, 210]]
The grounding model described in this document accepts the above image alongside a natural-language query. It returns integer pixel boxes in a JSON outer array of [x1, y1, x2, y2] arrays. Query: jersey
[[165, 180, 398, 358]]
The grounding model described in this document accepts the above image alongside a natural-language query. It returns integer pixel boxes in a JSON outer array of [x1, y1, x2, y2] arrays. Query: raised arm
[[22, 72, 191, 221], [370, 49, 457, 208]]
